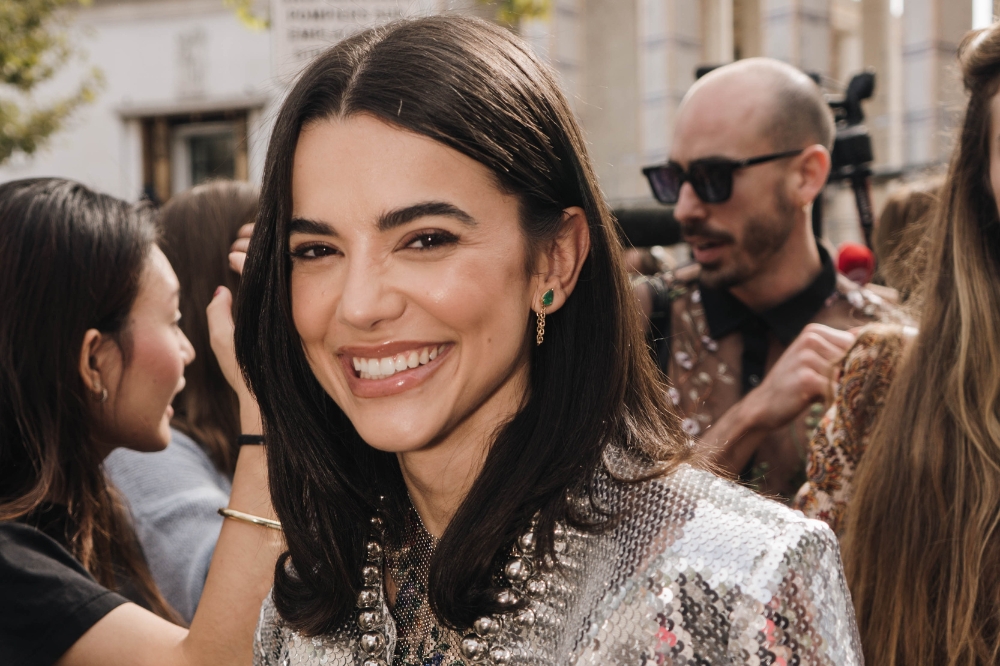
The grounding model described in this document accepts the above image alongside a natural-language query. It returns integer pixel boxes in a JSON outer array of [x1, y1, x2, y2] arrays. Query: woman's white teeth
[[353, 345, 446, 379]]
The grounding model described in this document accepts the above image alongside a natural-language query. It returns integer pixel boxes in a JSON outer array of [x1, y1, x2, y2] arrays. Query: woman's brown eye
[[407, 232, 458, 250], [292, 245, 338, 259]]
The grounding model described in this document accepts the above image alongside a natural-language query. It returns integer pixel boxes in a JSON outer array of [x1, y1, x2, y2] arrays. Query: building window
[[141, 110, 248, 204], [173, 122, 237, 192]]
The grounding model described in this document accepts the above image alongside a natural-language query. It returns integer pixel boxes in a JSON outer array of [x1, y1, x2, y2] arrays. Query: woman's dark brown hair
[[159, 180, 258, 476], [235, 16, 688, 635], [843, 25, 1000, 665], [0, 178, 180, 623]]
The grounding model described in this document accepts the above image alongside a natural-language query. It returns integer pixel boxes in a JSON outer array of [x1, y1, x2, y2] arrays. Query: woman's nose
[[180, 329, 196, 365], [336, 257, 406, 331]]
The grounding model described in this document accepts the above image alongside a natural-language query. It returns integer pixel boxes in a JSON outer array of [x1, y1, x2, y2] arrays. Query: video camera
[[824, 70, 877, 248]]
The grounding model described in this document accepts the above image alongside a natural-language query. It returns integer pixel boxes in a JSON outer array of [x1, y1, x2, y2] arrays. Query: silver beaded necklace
[[354, 512, 569, 666]]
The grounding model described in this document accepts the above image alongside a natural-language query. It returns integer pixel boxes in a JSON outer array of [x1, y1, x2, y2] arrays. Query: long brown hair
[[843, 25, 1000, 665], [159, 180, 258, 476], [0, 178, 181, 623], [235, 16, 688, 635]]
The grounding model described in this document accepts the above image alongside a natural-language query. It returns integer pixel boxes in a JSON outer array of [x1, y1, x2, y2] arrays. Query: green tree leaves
[[0, 0, 101, 164], [486, 0, 551, 25]]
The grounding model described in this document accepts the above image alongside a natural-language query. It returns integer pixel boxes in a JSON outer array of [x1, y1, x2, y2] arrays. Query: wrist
[[238, 395, 263, 435], [732, 392, 772, 434]]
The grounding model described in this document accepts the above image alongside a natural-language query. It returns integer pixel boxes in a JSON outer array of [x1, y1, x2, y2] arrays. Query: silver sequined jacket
[[254, 464, 862, 665]]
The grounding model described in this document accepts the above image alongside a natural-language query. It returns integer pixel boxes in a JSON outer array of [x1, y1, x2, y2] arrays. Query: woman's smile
[[339, 341, 453, 398]]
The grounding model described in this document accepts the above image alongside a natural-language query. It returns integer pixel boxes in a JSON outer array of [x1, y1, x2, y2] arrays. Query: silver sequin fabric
[[254, 463, 862, 665]]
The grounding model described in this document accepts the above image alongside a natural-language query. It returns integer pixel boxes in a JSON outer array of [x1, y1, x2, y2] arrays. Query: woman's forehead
[[289, 116, 507, 227]]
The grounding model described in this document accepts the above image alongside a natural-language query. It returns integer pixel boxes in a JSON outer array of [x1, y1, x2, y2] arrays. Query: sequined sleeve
[[254, 591, 286, 666], [254, 587, 383, 666], [792, 326, 905, 534], [578, 466, 862, 665]]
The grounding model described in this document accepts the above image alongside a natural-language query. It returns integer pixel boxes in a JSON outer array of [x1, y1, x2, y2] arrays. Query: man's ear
[[792, 144, 831, 207], [532, 206, 591, 313]]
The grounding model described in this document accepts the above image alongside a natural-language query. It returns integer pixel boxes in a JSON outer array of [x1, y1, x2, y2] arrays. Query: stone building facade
[[0, 0, 990, 244]]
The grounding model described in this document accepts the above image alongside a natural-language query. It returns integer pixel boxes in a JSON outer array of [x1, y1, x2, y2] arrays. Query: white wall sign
[[271, 0, 440, 81]]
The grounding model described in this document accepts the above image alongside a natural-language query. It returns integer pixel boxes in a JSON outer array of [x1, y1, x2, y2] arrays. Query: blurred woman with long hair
[[0, 178, 279, 665], [238, 16, 860, 665], [104, 180, 258, 621]]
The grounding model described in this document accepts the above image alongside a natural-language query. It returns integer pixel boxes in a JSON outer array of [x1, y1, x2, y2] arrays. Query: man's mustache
[[680, 221, 735, 244]]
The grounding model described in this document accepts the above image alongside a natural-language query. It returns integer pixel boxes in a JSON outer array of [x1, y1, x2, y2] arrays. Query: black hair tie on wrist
[[236, 434, 265, 447]]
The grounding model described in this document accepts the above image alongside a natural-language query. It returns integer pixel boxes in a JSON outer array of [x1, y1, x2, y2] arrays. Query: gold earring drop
[[536, 289, 554, 346]]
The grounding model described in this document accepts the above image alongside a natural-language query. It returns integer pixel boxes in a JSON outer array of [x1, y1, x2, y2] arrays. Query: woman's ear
[[78, 329, 115, 400], [533, 206, 591, 313]]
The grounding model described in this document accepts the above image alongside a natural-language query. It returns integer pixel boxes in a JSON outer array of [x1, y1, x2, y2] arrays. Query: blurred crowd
[[1, 13, 999, 666]]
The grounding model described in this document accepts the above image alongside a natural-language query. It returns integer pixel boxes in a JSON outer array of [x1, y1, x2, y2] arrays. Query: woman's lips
[[340, 343, 452, 398]]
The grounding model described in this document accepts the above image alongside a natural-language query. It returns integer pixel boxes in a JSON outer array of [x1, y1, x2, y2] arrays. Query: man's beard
[[696, 185, 797, 290]]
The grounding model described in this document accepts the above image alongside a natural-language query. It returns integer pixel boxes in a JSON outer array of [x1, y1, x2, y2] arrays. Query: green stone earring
[[536, 289, 554, 346]]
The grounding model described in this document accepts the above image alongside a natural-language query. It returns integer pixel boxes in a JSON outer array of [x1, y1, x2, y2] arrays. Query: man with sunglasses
[[635, 58, 897, 500]]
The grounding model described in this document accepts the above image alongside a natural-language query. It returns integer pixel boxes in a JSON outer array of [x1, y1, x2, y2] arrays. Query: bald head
[[680, 58, 835, 152]]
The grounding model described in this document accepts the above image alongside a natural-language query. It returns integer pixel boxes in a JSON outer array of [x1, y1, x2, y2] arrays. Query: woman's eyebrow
[[289, 203, 475, 236], [289, 217, 337, 236], [377, 201, 476, 232]]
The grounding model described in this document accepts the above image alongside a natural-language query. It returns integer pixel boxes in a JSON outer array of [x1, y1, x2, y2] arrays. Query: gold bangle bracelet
[[218, 507, 282, 531]]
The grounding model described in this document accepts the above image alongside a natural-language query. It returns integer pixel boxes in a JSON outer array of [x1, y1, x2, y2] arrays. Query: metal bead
[[489, 646, 512, 663], [526, 577, 547, 598], [553, 539, 567, 554], [514, 608, 536, 627], [370, 515, 384, 531], [357, 588, 379, 608], [359, 631, 385, 654], [473, 615, 501, 637], [495, 589, 519, 606], [366, 541, 383, 562], [361, 564, 380, 586], [357, 609, 384, 631], [553, 523, 566, 539], [459, 635, 489, 661], [504, 557, 530, 582], [362, 660, 388, 666], [517, 531, 536, 554]]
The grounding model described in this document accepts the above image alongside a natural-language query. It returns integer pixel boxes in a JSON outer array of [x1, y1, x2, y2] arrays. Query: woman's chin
[[355, 427, 438, 455]]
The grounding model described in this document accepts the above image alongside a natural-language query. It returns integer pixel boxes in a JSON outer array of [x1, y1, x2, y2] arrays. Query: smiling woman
[[236, 15, 862, 666]]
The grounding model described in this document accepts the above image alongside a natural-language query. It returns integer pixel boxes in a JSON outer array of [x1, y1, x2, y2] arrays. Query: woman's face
[[93, 246, 195, 453], [289, 114, 537, 454]]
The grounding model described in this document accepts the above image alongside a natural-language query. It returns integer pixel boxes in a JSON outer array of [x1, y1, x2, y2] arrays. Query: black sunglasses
[[642, 148, 805, 204]]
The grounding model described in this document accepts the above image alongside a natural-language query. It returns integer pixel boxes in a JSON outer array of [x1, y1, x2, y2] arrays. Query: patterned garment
[[792, 325, 908, 535], [384, 510, 460, 666], [642, 256, 902, 499], [254, 463, 862, 665]]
